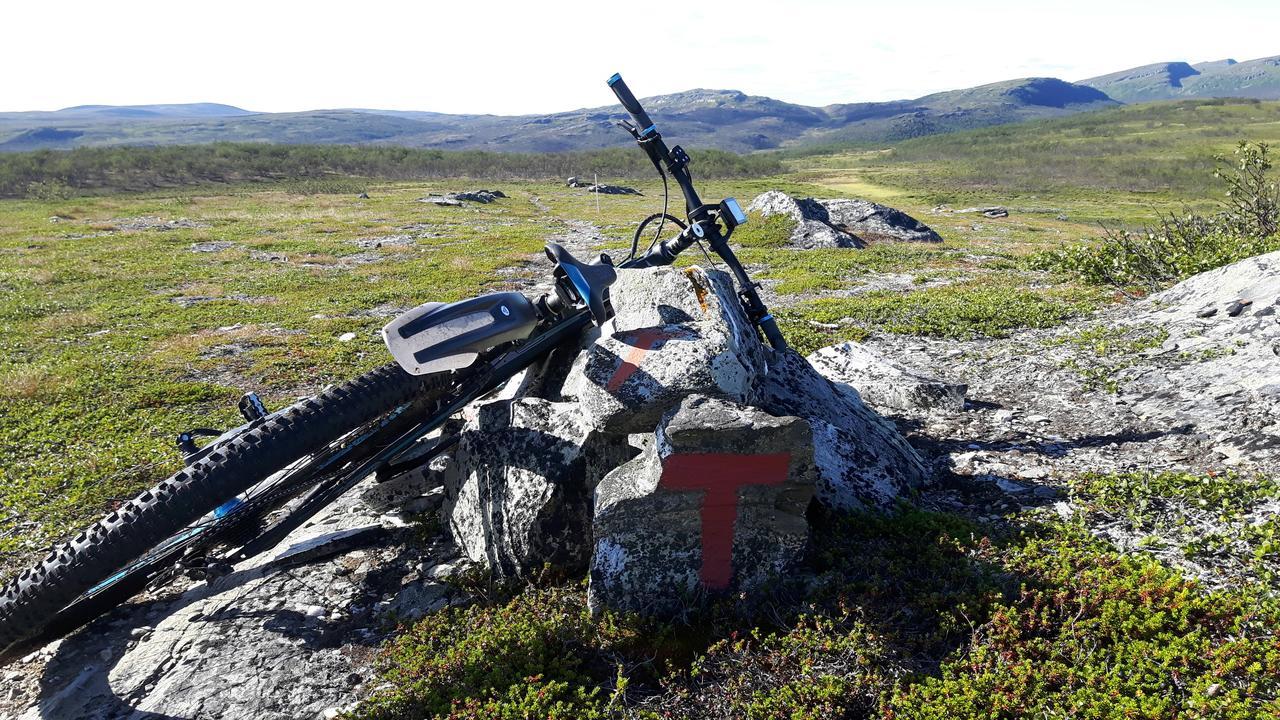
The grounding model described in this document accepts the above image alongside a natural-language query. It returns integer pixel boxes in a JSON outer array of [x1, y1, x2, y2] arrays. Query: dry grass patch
[[0, 365, 70, 401]]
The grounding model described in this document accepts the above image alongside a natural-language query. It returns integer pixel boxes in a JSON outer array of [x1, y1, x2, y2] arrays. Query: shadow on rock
[[24, 522, 454, 720]]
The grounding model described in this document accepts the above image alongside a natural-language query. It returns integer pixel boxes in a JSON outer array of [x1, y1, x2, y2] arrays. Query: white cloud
[[3, 0, 1277, 113]]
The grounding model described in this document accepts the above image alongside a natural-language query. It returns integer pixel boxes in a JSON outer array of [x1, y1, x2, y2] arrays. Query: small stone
[[1016, 466, 1050, 480], [995, 477, 1029, 494], [1207, 683, 1221, 697], [129, 626, 152, 639], [1226, 299, 1252, 317], [357, 192, 370, 199], [338, 332, 357, 342], [1255, 305, 1275, 317], [992, 409, 1017, 424], [1196, 305, 1218, 318], [1025, 414, 1051, 425], [302, 604, 327, 619]]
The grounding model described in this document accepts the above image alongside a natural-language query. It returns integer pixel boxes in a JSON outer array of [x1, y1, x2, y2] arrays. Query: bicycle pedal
[[176, 427, 225, 464], [183, 560, 233, 581], [238, 392, 269, 422]]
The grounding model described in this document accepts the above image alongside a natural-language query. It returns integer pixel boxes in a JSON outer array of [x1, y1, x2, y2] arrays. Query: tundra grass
[[0, 184, 564, 565], [354, 507, 1280, 719], [0, 171, 1128, 570]]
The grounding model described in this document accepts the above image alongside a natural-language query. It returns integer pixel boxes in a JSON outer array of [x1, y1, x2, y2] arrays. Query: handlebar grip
[[607, 73, 656, 136]]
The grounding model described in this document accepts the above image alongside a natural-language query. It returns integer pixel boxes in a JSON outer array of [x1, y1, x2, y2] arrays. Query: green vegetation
[[780, 282, 1102, 355], [1033, 141, 1280, 290], [352, 508, 1280, 719], [0, 143, 783, 198], [1049, 324, 1170, 392], [0, 184, 565, 562], [797, 99, 1280, 213]]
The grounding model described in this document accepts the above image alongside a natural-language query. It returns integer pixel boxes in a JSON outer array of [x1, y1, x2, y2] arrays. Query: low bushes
[[1035, 141, 1280, 291]]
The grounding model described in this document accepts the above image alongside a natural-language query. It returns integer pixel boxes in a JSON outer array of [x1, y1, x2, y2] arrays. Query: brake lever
[[616, 120, 640, 139]]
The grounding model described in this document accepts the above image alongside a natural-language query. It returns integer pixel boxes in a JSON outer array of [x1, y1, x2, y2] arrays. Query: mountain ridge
[[1081, 54, 1280, 102], [2, 53, 1275, 154]]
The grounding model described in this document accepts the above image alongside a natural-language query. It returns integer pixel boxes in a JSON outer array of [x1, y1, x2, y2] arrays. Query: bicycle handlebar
[[607, 72, 788, 350], [607, 73, 656, 136]]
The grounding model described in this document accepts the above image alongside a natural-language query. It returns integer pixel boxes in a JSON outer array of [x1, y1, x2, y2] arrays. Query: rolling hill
[[0, 78, 1115, 154], [1, 52, 1276, 154], [1081, 54, 1280, 102]]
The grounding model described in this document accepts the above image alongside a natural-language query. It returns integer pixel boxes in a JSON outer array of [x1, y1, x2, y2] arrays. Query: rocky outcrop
[[589, 395, 816, 615], [1111, 250, 1280, 463], [418, 190, 507, 206], [451, 189, 507, 203], [747, 191, 943, 248], [9, 481, 465, 720], [444, 396, 633, 579], [444, 264, 928, 584], [808, 341, 967, 413], [566, 178, 642, 195], [932, 204, 1010, 218]]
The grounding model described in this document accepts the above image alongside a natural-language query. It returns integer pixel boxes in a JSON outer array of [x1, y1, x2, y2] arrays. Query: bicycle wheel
[[0, 362, 431, 663]]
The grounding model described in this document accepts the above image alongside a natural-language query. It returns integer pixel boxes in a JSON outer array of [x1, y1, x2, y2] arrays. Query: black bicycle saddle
[[545, 242, 617, 325]]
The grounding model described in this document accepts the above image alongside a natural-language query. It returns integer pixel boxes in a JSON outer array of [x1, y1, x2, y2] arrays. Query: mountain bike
[[0, 74, 787, 663]]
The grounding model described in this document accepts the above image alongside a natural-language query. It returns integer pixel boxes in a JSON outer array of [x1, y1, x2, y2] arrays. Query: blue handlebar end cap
[[607, 73, 622, 86]]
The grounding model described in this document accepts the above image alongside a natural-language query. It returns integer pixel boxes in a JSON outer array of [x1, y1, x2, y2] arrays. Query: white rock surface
[[808, 341, 967, 413], [13, 482, 462, 720]]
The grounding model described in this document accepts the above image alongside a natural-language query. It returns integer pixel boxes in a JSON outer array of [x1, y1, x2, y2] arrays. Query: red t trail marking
[[605, 328, 673, 393], [659, 452, 792, 589]]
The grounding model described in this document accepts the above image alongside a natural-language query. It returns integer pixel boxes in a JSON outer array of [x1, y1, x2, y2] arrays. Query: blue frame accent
[[561, 263, 592, 303], [640, 124, 656, 137]]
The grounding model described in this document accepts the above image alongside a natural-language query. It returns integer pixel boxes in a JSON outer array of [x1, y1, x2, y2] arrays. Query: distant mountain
[[2, 53, 1277, 154], [3, 103, 254, 122], [801, 78, 1115, 146], [0, 77, 1117, 154], [1081, 55, 1280, 102]]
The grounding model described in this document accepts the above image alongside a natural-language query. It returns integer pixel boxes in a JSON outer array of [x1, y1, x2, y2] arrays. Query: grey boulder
[[564, 266, 766, 434], [747, 190, 943, 248], [589, 395, 815, 615], [444, 396, 632, 579], [807, 341, 967, 413]]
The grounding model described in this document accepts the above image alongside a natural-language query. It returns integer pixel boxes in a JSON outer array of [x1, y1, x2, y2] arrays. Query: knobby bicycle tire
[[0, 362, 431, 663]]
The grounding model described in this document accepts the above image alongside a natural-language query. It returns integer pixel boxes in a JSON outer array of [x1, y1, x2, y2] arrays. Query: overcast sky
[[5, 0, 1278, 114]]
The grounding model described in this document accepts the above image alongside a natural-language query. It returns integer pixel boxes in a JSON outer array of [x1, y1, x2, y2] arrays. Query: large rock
[[760, 350, 928, 511], [444, 396, 632, 579], [747, 190, 943, 248], [564, 266, 766, 434], [589, 396, 815, 615], [1111, 250, 1280, 461], [808, 341, 967, 413], [11, 483, 463, 720]]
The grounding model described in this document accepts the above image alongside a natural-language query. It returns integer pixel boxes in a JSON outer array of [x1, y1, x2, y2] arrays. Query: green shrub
[[0, 143, 783, 198], [355, 584, 673, 720], [1035, 141, 1280, 290], [780, 282, 1098, 354], [889, 523, 1280, 719]]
